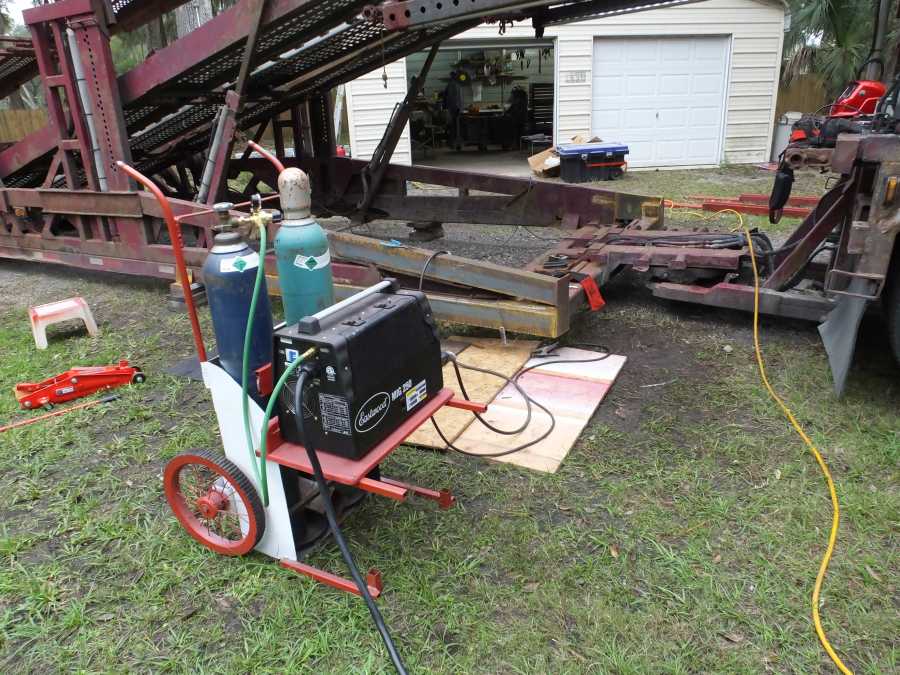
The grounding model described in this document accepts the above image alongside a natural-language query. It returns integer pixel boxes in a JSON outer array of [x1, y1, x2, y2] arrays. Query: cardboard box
[[528, 135, 602, 177], [527, 146, 559, 177]]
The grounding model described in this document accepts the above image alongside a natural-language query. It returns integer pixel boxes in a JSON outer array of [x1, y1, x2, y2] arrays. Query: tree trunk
[[175, 0, 214, 38], [7, 91, 27, 110], [147, 17, 168, 52]]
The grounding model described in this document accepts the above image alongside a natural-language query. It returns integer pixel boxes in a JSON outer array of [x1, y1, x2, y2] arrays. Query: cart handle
[[117, 161, 208, 362]]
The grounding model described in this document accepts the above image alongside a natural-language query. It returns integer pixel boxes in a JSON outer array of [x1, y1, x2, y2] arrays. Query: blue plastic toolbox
[[556, 142, 629, 183]]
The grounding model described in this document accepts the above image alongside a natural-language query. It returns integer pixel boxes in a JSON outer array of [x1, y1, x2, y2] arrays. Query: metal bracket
[[357, 43, 440, 219], [825, 268, 886, 300]]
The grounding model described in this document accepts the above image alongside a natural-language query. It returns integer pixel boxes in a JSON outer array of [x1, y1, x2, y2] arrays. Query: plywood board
[[451, 348, 626, 473], [406, 337, 539, 448]]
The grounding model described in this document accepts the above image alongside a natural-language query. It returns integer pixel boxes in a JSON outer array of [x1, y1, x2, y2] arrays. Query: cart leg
[[280, 559, 383, 598], [380, 477, 456, 509]]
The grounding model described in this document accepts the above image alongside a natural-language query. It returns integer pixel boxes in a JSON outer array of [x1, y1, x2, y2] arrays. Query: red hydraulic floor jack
[[15, 360, 144, 409]]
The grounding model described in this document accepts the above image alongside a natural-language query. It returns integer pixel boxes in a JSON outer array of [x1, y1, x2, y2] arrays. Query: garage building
[[344, 0, 787, 170]]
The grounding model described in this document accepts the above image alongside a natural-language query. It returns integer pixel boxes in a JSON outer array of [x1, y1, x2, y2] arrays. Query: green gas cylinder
[[274, 167, 335, 324]]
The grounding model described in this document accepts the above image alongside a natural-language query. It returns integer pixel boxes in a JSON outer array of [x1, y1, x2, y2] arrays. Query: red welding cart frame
[[268, 387, 487, 597]]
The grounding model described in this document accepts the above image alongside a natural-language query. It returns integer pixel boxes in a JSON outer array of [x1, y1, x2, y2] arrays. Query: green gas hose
[[256, 346, 315, 505], [241, 220, 267, 486], [239, 209, 317, 506]]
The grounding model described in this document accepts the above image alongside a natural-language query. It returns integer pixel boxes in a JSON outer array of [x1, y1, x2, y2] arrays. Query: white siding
[[346, 0, 784, 166], [346, 59, 412, 164]]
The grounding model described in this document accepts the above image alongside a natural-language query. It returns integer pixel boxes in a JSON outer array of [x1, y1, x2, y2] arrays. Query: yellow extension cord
[[740, 218, 852, 674], [663, 202, 853, 671]]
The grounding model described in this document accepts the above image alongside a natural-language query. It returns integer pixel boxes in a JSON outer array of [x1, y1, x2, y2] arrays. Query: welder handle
[[297, 279, 396, 334]]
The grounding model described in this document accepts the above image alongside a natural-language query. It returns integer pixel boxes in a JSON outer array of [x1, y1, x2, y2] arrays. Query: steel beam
[[332, 283, 569, 337], [203, 0, 271, 203], [653, 281, 834, 322], [68, 13, 134, 190], [328, 230, 569, 306], [765, 174, 856, 290], [118, 0, 364, 107], [357, 43, 440, 218], [330, 158, 663, 227]]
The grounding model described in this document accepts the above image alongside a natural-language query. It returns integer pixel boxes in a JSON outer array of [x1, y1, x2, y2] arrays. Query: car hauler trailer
[[0, 0, 898, 392]]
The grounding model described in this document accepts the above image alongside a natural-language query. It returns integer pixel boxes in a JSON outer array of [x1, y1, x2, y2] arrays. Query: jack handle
[[116, 161, 208, 363]]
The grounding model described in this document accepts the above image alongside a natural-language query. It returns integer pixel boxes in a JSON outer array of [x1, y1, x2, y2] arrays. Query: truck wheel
[[886, 244, 900, 367]]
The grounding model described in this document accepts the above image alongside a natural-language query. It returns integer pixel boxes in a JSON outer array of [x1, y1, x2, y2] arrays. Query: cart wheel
[[132, 371, 146, 384], [163, 450, 265, 556]]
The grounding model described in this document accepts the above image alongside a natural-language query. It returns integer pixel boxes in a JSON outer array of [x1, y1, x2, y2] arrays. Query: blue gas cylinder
[[202, 231, 273, 398]]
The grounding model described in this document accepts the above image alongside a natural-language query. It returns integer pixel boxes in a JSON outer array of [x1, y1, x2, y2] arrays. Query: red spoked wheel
[[163, 449, 265, 556]]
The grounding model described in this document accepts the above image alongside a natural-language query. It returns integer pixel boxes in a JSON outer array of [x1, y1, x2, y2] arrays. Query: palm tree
[[782, 0, 892, 96], [0, 0, 13, 34]]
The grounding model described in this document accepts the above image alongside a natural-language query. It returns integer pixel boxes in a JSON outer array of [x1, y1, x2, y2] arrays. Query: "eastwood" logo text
[[355, 392, 390, 432]]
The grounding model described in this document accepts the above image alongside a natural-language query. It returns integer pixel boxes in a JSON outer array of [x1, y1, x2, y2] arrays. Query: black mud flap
[[818, 279, 870, 397]]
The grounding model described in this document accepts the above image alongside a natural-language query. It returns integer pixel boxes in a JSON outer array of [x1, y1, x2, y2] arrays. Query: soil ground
[[0, 166, 897, 674]]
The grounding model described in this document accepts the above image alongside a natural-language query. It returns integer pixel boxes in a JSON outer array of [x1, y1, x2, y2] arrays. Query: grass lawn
[[614, 163, 831, 239], [0, 166, 897, 674]]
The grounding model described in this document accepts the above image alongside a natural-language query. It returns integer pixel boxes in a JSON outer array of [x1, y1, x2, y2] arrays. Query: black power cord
[[293, 367, 408, 675], [418, 249, 450, 291]]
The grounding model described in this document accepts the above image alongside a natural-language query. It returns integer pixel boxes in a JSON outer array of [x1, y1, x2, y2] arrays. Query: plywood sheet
[[451, 348, 626, 473], [406, 337, 539, 448]]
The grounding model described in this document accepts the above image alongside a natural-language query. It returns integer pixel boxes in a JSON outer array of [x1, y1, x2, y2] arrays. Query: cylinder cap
[[211, 231, 245, 253], [278, 167, 311, 220]]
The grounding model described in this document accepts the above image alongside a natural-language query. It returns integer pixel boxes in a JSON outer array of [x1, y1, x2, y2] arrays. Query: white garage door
[[591, 36, 729, 167]]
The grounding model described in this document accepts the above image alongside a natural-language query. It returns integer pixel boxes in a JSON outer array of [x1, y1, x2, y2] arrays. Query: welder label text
[[220, 252, 259, 273], [355, 391, 390, 432], [319, 394, 351, 436], [405, 379, 427, 411]]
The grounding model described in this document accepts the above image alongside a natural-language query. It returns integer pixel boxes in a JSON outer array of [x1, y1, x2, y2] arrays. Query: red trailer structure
[[0, 0, 898, 393]]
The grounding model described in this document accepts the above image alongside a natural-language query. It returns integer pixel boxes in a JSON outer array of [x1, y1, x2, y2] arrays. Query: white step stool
[[29, 297, 99, 349]]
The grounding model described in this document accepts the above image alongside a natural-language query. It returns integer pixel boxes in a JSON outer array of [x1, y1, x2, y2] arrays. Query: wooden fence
[[774, 74, 830, 119], [0, 109, 47, 143]]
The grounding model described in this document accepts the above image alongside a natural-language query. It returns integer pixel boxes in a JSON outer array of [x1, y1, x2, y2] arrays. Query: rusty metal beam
[[0, 125, 58, 181], [765, 175, 856, 290], [358, 43, 439, 219], [333, 283, 569, 338], [328, 230, 569, 306], [332, 158, 663, 228], [118, 0, 358, 107], [653, 282, 834, 322]]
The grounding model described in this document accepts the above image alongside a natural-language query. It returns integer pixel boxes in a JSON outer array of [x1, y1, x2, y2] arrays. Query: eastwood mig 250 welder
[[273, 279, 444, 459]]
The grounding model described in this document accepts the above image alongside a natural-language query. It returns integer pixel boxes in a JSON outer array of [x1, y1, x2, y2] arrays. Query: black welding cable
[[435, 347, 612, 458], [448, 356, 532, 435], [293, 369, 408, 675]]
